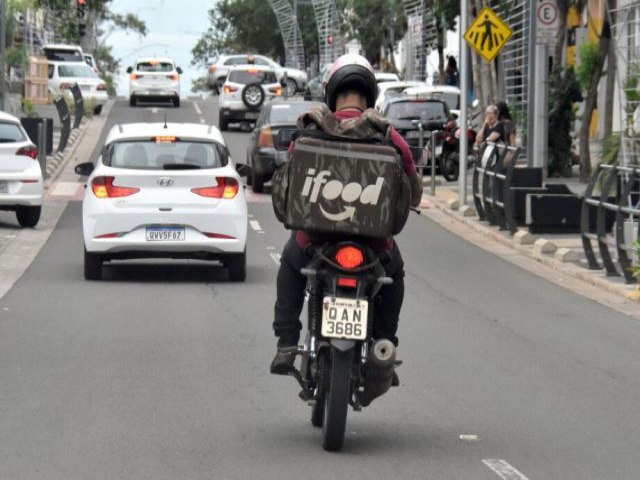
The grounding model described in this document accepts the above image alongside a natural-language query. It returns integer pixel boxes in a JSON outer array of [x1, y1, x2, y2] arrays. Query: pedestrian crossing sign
[[464, 6, 513, 62]]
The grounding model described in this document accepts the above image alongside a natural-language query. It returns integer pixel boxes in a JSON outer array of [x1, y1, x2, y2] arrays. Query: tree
[[429, 0, 459, 83], [548, 67, 582, 176]]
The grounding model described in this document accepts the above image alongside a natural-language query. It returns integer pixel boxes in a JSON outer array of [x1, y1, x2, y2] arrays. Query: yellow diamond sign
[[464, 6, 513, 62]]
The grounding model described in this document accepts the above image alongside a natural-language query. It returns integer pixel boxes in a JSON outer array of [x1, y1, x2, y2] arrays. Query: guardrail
[[472, 142, 521, 234], [581, 163, 639, 283]]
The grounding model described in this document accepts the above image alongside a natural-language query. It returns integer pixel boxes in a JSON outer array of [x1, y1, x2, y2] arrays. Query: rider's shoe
[[270, 346, 298, 375]]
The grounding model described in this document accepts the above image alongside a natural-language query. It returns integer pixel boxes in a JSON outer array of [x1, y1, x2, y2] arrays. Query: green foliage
[[548, 67, 582, 177], [6, 46, 27, 67], [576, 41, 599, 90], [191, 76, 209, 93], [21, 97, 36, 118], [601, 132, 620, 165], [339, 0, 406, 66]]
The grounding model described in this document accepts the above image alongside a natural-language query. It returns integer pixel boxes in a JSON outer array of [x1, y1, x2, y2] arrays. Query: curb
[[425, 194, 639, 303], [44, 117, 91, 186]]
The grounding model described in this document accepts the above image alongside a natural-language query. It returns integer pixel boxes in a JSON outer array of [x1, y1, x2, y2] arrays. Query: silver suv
[[207, 54, 307, 96], [218, 66, 282, 131], [126, 57, 183, 108]]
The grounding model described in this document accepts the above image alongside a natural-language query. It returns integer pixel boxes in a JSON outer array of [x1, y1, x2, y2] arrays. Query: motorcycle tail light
[[337, 277, 358, 288], [191, 177, 239, 198], [92, 176, 140, 198], [335, 246, 364, 270]]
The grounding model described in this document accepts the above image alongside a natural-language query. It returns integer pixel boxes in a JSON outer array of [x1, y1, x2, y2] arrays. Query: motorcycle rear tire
[[322, 347, 352, 452], [441, 152, 460, 182]]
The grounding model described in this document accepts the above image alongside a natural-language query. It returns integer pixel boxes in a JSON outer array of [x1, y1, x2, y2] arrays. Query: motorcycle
[[288, 240, 399, 452], [438, 118, 478, 182]]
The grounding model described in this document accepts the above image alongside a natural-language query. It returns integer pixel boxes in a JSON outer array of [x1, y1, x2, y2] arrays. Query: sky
[[106, 0, 215, 96]]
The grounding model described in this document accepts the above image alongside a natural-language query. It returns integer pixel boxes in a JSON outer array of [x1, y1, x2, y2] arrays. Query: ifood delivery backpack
[[271, 106, 411, 238]]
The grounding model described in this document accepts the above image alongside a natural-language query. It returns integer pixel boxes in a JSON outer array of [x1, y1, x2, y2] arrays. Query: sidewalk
[[422, 178, 640, 305]]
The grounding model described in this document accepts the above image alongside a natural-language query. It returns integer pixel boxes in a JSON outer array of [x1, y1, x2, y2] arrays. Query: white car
[[374, 72, 401, 84], [47, 61, 109, 115], [127, 57, 182, 108], [75, 122, 249, 281], [207, 53, 307, 96], [403, 84, 461, 118], [42, 43, 84, 63], [0, 111, 43, 227], [218, 66, 282, 131], [374, 80, 421, 111]]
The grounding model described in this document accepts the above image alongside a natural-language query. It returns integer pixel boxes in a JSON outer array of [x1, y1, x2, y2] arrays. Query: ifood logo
[[301, 168, 384, 221]]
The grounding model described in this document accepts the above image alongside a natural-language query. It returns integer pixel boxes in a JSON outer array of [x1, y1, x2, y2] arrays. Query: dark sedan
[[246, 98, 323, 193]]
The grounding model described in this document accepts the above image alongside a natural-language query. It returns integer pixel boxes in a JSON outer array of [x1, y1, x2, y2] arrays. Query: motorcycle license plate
[[321, 297, 368, 340]]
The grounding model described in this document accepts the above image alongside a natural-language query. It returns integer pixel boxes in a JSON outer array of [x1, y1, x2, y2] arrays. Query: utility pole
[[459, 0, 469, 205], [0, 0, 7, 111]]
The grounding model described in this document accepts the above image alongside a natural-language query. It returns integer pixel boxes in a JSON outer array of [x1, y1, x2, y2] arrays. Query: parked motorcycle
[[288, 241, 398, 451], [438, 119, 478, 182]]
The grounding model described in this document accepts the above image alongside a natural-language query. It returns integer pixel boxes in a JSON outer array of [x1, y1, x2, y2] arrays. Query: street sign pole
[[527, 1, 537, 167], [459, 0, 469, 206], [0, 0, 6, 111]]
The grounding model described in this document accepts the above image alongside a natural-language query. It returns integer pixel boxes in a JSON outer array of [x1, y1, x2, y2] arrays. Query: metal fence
[[311, 0, 340, 65], [269, 0, 306, 70]]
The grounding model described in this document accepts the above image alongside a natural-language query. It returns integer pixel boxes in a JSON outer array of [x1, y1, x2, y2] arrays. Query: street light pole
[[0, 0, 7, 111]]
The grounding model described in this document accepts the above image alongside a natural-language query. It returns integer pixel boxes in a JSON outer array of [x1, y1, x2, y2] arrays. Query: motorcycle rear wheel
[[440, 152, 460, 182], [322, 347, 353, 452]]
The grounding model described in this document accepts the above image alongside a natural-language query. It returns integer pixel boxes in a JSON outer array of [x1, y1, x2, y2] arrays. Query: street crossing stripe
[[249, 220, 263, 232], [483, 459, 530, 480]]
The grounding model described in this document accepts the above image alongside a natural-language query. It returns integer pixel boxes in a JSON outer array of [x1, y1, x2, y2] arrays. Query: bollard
[[430, 130, 438, 196], [37, 122, 47, 178]]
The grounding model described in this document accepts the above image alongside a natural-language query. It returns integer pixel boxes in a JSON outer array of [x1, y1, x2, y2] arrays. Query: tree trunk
[[436, 20, 445, 84], [603, 0, 616, 139], [579, 24, 610, 182]]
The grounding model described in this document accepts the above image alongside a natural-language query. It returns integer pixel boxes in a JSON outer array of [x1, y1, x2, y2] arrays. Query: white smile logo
[[301, 168, 384, 221]]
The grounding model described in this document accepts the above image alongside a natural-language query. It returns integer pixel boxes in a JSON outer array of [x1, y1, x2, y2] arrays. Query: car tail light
[[16, 145, 38, 159], [335, 246, 364, 270], [337, 277, 358, 288], [19, 179, 39, 183], [167, 74, 179, 81], [203, 232, 236, 239], [60, 82, 73, 90], [223, 85, 238, 94], [269, 86, 283, 96], [258, 127, 274, 148], [95, 232, 125, 239], [191, 177, 239, 199], [91, 176, 140, 198], [131, 73, 142, 81], [208, 65, 217, 73], [97, 83, 107, 91]]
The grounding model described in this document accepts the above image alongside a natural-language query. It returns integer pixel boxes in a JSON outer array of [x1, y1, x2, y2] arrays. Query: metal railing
[[581, 163, 640, 283]]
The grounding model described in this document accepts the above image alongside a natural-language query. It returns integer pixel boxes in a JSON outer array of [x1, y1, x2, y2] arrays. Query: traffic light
[[327, 35, 334, 45], [76, 0, 87, 38]]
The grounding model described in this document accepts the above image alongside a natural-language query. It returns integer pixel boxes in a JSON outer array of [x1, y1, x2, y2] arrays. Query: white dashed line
[[150, 108, 159, 114], [483, 459, 530, 480], [269, 253, 281, 265], [266, 246, 276, 250], [249, 220, 263, 232], [194, 102, 202, 115]]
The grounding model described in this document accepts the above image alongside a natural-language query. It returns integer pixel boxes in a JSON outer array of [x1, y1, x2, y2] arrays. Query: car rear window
[[44, 49, 84, 62], [424, 92, 460, 111], [268, 103, 321, 125], [228, 70, 277, 85], [0, 122, 27, 143], [104, 139, 229, 170], [136, 62, 174, 72], [58, 64, 98, 78], [386, 101, 448, 122]]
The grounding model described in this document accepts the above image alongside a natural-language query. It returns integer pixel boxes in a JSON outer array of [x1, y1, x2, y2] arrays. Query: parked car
[[47, 61, 108, 115], [0, 111, 43, 227], [126, 57, 182, 108], [402, 84, 461, 118], [207, 54, 307, 96], [246, 98, 323, 193], [74, 122, 250, 281], [374, 72, 401, 84], [218, 65, 282, 131], [374, 80, 422, 111], [42, 43, 84, 63]]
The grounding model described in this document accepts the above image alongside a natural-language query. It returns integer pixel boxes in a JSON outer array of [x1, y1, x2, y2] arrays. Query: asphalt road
[[1, 97, 640, 479]]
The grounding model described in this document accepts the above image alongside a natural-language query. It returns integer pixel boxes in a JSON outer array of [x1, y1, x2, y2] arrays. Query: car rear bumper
[[0, 179, 43, 207], [220, 108, 260, 122], [130, 88, 179, 98]]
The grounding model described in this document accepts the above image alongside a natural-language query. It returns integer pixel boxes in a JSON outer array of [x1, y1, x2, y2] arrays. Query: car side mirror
[[235, 163, 252, 177], [176, 67, 183, 74], [75, 162, 94, 176], [126, 66, 133, 74]]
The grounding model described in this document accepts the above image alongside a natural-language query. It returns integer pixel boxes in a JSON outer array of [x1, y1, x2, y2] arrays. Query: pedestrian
[[445, 56, 459, 86], [474, 104, 505, 150], [496, 101, 516, 146]]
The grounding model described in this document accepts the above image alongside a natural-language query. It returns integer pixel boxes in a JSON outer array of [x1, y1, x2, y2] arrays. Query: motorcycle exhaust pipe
[[360, 339, 396, 407]]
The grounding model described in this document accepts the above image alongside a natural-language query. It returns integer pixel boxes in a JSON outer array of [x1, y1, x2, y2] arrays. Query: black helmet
[[324, 54, 378, 112]]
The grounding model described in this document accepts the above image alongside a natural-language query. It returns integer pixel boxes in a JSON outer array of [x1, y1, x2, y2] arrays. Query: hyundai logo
[[157, 177, 174, 187]]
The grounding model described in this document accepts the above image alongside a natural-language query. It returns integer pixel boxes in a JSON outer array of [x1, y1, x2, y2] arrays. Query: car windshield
[[228, 70, 277, 85], [58, 64, 98, 78], [0, 122, 26, 143], [136, 62, 174, 72], [268, 103, 320, 124], [386, 101, 448, 122], [105, 140, 228, 170], [44, 49, 83, 62]]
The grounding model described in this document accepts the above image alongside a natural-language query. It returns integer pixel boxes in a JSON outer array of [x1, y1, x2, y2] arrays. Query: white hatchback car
[[218, 66, 282, 131], [47, 61, 109, 114], [75, 122, 249, 281], [127, 57, 182, 108], [403, 84, 461, 118], [0, 111, 43, 227]]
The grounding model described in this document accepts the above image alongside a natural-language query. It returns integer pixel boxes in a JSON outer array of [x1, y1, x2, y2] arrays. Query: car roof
[[43, 43, 82, 51], [105, 123, 226, 146], [135, 57, 176, 64], [405, 85, 461, 94], [0, 110, 20, 123], [228, 65, 275, 72]]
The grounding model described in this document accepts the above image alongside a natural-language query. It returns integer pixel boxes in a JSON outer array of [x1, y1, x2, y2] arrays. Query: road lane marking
[[151, 108, 159, 113], [483, 459, 530, 480], [250, 220, 263, 232], [459, 434, 480, 441], [270, 253, 281, 265], [194, 102, 202, 115], [200, 118, 205, 123]]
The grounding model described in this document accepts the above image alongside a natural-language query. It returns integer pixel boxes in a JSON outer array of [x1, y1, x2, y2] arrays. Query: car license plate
[[245, 112, 259, 120], [80, 85, 90, 92], [0, 181, 7, 194], [145, 226, 185, 241], [321, 297, 368, 340]]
